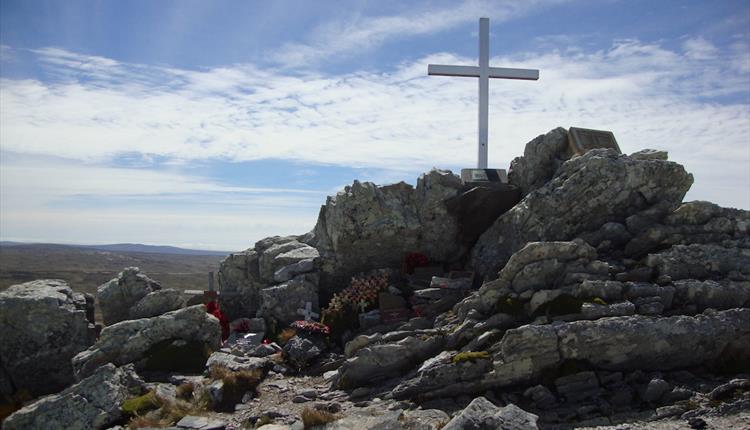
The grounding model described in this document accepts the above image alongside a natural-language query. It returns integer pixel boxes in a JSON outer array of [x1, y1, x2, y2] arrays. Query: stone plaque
[[461, 168, 508, 184], [568, 127, 621, 155], [381, 308, 410, 324]]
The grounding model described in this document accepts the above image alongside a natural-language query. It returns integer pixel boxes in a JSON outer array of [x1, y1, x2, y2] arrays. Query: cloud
[[270, 0, 566, 67], [682, 37, 719, 60]]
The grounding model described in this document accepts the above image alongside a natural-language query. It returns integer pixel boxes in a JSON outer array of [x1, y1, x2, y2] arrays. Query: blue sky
[[1, 0, 748, 251]]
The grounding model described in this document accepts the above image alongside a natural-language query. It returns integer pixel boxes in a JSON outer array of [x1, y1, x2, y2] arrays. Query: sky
[[0, 0, 748, 251]]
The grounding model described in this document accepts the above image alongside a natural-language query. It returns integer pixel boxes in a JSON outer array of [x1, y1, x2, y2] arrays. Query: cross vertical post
[[478, 17, 489, 169], [428, 17, 539, 170]]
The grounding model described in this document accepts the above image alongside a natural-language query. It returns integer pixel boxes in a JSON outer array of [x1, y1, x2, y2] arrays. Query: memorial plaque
[[568, 127, 621, 155], [381, 309, 410, 324], [460, 168, 508, 185]]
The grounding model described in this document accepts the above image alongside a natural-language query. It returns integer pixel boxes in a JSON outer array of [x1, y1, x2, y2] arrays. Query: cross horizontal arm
[[428, 64, 480, 77], [428, 64, 539, 80], [488, 67, 539, 80]]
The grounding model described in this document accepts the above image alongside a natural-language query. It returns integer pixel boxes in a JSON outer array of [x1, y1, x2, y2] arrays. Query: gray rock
[[392, 350, 492, 399], [673, 279, 750, 311], [708, 378, 750, 400], [259, 274, 319, 325], [0, 279, 96, 397], [643, 378, 671, 403], [274, 258, 316, 283], [259, 240, 318, 283], [335, 334, 445, 389], [283, 335, 324, 368], [508, 127, 570, 197], [176, 415, 227, 430], [129, 288, 187, 319], [646, 244, 750, 281], [554, 371, 601, 403], [217, 249, 263, 320], [630, 149, 668, 161], [97, 267, 161, 325], [491, 309, 750, 388], [442, 397, 539, 430], [471, 149, 693, 279], [306, 169, 463, 296], [206, 351, 269, 373], [3, 363, 144, 430], [523, 385, 557, 409], [73, 305, 221, 379]]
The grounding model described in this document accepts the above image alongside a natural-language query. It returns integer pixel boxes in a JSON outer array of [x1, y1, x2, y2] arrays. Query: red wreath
[[206, 301, 230, 341]]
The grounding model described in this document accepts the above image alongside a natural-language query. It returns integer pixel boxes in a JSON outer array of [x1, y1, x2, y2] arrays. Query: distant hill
[[0, 241, 229, 256]]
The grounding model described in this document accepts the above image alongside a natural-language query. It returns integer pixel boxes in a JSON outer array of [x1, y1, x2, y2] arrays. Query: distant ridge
[[0, 241, 229, 256]]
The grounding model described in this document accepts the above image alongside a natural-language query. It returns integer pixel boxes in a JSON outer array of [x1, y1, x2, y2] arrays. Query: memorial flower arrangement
[[321, 274, 390, 339], [206, 301, 230, 341], [290, 320, 331, 335]]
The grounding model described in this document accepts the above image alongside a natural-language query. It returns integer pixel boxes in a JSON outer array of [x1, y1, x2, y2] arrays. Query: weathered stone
[[3, 364, 144, 430], [129, 288, 186, 319], [643, 378, 670, 403], [442, 397, 539, 430], [523, 385, 557, 409], [335, 334, 445, 389], [97, 267, 161, 325], [630, 149, 668, 161], [73, 305, 221, 379], [176, 415, 227, 430], [259, 274, 319, 325], [646, 244, 750, 281], [273, 258, 315, 283], [0, 279, 96, 397], [471, 149, 693, 279], [508, 127, 570, 197], [708, 378, 750, 400], [259, 240, 318, 283], [217, 249, 263, 320], [283, 335, 324, 368], [392, 351, 492, 399], [554, 371, 601, 403], [305, 169, 464, 296], [206, 351, 269, 373]]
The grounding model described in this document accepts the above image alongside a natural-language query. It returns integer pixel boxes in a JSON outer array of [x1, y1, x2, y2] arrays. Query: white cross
[[296, 302, 319, 321], [428, 17, 539, 169], [358, 300, 368, 314]]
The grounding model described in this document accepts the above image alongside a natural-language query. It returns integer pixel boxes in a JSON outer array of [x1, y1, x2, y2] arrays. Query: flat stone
[[177, 415, 227, 430]]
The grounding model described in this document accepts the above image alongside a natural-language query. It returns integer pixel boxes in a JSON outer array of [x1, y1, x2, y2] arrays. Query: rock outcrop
[[508, 127, 570, 197], [97, 267, 161, 325], [72, 305, 221, 379], [442, 397, 539, 430], [3, 363, 144, 430], [471, 149, 693, 279], [305, 169, 464, 296], [128, 288, 187, 320], [0, 280, 96, 398]]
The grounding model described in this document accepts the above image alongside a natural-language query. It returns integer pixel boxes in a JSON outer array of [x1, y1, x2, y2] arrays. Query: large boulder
[[72, 305, 221, 379], [129, 288, 187, 319], [491, 309, 750, 387], [217, 236, 319, 320], [305, 169, 464, 296], [508, 127, 570, 197], [0, 280, 96, 398], [471, 149, 693, 279], [97, 267, 161, 325], [335, 332, 445, 389], [259, 273, 319, 326], [3, 363, 144, 430]]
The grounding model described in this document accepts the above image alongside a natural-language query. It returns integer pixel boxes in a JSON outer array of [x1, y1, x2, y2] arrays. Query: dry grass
[[278, 328, 297, 344], [209, 366, 262, 388], [175, 382, 194, 400], [126, 393, 209, 428], [301, 407, 339, 428]]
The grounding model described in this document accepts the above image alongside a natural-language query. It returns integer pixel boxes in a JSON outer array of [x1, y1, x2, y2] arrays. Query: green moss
[[143, 339, 212, 373], [495, 297, 524, 316], [122, 391, 161, 415], [452, 351, 490, 363]]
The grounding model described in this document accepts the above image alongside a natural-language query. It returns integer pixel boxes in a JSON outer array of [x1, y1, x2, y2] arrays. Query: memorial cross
[[296, 302, 319, 321], [428, 17, 539, 169], [358, 300, 368, 314]]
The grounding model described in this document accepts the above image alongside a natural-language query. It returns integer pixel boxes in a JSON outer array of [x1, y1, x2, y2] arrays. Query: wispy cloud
[[270, 0, 567, 67]]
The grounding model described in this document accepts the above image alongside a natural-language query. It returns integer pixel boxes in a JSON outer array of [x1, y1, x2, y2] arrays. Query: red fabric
[[206, 301, 230, 341]]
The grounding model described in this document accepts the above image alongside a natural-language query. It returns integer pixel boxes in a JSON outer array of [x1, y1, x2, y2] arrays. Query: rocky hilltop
[[2, 127, 749, 430]]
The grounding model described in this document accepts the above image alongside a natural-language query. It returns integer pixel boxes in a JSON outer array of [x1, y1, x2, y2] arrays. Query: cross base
[[460, 168, 508, 186]]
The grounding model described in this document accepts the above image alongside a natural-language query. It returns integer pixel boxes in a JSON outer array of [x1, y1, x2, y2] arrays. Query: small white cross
[[358, 300, 368, 314], [297, 302, 319, 321], [428, 17, 539, 169]]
